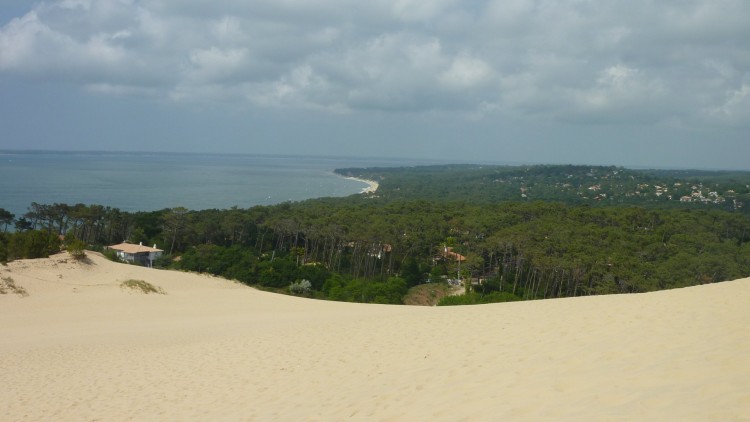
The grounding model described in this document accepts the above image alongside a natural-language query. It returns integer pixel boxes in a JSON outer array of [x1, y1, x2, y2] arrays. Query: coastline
[[2, 153, 398, 216], [346, 176, 379, 194]]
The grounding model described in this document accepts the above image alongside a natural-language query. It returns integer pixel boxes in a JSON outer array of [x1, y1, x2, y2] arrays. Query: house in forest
[[439, 246, 466, 262], [107, 242, 163, 267]]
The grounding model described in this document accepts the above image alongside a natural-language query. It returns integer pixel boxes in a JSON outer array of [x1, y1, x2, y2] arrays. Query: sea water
[[0, 151, 426, 218]]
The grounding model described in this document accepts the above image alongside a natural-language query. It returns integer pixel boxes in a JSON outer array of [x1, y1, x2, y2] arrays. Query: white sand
[[2, 252, 749, 421], [347, 177, 379, 194]]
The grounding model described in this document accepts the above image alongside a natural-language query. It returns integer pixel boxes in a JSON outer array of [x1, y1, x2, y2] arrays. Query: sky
[[1, 0, 749, 170]]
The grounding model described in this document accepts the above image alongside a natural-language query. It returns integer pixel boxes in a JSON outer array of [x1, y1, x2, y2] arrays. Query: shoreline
[[3, 154, 398, 217], [346, 176, 379, 194]]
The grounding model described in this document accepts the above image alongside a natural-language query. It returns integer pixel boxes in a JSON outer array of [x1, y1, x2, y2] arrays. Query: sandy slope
[[1, 253, 749, 421]]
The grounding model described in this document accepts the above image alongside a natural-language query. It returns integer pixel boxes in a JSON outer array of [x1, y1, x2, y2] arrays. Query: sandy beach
[[1, 252, 749, 421], [347, 177, 379, 194]]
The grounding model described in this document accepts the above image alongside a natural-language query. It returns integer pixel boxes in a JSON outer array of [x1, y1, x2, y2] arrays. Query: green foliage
[[128, 227, 149, 245], [289, 279, 312, 296], [322, 275, 407, 304], [369, 277, 408, 304], [438, 291, 521, 306], [401, 257, 423, 287], [298, 264, 330, 291], [0, 233, 8, 263], [152, 254, 173, 269], [322, 273, 347, 298], [2, 230, 61, 261], [102, 248, 121, 262], [336, 164, 750, 213], [429, 265, 445, 282], [11, 164, 750, 305], [65, 235, 87, 260], [14, 218, 33, 232], [0, 208, 13, 232], [178, 244, 257, 284], [474, 276, 502, 294], [256, 257, 298, 288]]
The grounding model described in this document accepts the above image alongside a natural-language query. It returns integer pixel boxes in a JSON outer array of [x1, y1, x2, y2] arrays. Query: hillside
[[2, 253, 749, 420]]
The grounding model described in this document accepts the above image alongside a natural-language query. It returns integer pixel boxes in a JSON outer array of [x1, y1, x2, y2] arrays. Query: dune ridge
[[2, 253, 749, 421]]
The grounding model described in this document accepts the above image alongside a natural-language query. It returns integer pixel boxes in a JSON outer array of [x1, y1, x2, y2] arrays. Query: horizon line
[[1, 148, 747, 173]]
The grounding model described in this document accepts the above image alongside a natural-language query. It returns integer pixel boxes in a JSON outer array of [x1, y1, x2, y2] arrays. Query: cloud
[[439, 55, 494, 89], [186, 46, 248, 84], [559, 65, 669, 123], [709, 79, 750, 124], [386, 0, 460, 22], [0, 10, 126, 77], [1, 0, 748, 127]]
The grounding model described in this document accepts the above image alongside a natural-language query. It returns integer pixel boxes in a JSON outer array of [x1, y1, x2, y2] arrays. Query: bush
[[0, 276, 28, 296], [65, 236, 87, 260], [256, 257, 297, 288], [322, 276, 408, 304], [438, 291, 521, 306], [102, 248, 121, 262], [120, 279, 165, 294], [152, 254, 173, 269], [179, 245, 258, 284], [0, 233, 7, 263], [4, 230, 61, 261], [289, 279, 312, 296]]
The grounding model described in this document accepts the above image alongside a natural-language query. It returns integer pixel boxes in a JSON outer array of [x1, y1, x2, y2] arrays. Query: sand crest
[[1, 253, 749, 421]]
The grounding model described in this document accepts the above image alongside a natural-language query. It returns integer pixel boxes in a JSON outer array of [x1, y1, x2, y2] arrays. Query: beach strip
[[346, 176, 379, 194]]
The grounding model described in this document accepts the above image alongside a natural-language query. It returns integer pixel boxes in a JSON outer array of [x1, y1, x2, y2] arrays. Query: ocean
[[0, 151, 429, 218]]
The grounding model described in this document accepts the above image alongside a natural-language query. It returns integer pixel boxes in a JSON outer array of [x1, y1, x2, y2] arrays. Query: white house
[[108, 242, 163, 267]]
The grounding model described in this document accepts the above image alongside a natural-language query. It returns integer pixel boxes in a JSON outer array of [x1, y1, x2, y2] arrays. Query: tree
[[6, 230, 61, 260], [0, 208, 14, 233], [14, 217, 33, 232], [401, 256, 423, 287], [0, 233, 8, 262], [162, 207, 188, 254]]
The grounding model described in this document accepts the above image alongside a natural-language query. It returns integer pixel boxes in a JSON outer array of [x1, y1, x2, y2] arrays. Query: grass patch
[[0, 276, 29, 297], [120, 279, 165, 295]]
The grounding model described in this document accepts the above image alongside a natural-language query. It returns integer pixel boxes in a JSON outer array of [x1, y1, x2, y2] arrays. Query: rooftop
[[108, 242, 163, 254]]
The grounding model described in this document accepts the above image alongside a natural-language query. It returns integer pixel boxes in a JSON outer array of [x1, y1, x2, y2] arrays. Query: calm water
[[0, 151, 427, 218]]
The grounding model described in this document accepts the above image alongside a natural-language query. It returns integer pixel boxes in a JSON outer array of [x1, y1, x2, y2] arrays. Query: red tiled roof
[[443, 247, 466, 262]]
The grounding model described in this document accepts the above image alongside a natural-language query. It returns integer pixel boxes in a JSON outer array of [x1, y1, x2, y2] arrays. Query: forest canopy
[[2, 164, 749, 305]]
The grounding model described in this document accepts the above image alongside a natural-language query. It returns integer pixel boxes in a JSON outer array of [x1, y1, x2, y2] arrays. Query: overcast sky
[[1, 0, 748, 169]]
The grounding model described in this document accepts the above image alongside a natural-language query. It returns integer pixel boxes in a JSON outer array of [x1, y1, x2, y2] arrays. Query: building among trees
[[108, 242, 163, 267]]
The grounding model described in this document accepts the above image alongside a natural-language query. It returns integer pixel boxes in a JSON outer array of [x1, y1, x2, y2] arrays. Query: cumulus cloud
[[439, 55, 494, 89], [560, 65, 669, 123], [1, 0, 748, 126]]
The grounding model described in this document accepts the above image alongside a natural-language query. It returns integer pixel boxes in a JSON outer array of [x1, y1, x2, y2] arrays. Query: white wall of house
[[117, 251, 136, 262]]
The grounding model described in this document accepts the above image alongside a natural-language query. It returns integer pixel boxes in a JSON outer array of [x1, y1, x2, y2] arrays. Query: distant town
[[337, 164, 750, 213]]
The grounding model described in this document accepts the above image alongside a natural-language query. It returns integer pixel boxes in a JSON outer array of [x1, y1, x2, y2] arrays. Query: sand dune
[[2, 252, 749, 421]]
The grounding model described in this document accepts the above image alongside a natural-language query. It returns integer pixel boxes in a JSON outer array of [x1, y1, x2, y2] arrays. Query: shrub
[[120, 279, 165, 294], [4, 230, 61, 260], [437, 291, 521, 306], [0, 276, 28, 297], [65, 237, 87, 260], [289, 279, 312, 296]]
